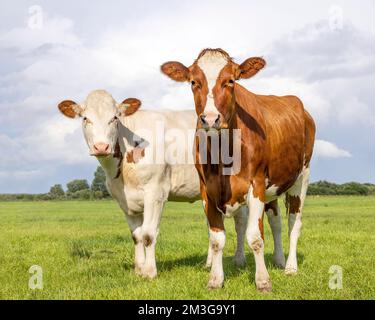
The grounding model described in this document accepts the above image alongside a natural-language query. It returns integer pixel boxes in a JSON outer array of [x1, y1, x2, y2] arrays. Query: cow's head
[[161, 48, 265, 130], [58, 90, 141, 157]]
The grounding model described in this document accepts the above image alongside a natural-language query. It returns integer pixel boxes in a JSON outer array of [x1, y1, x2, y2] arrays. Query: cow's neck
[[199, 100, 246, 205], [199, 126, 236, 207], [97, 139, 123, 181]]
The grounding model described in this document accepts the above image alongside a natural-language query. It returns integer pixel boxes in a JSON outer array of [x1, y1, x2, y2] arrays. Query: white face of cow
[[196, 52, 229, 127], [81, 92, 119, 156], [58, 90, 141, 157]]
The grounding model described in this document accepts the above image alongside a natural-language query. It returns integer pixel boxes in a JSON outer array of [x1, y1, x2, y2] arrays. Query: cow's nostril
[[104, 144, 109, 151], [200, 114, 207, 124], [215, 115, 221, 124]]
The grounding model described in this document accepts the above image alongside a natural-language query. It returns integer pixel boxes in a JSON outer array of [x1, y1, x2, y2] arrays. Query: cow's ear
[[237, 57, 266, 80], [58, 100, 83, 118], [161, 61, 190, 82], [118, 98, 142, 117]]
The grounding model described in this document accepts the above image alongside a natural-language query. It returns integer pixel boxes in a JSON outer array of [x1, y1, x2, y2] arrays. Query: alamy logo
[[329, 5, 344, 31], [131, 123, 242, 175], [27, 5, 44, 30], [29, 265, 43, 290], [329, 265, 343, 290]]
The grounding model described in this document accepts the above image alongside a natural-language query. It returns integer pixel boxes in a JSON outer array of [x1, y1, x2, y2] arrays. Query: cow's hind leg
[[125, 213, 145, 276], [285, 167, 310, 275], [205, 219, 213, 268], [265, 200, 285, 268], [233, 206, 247, 267], [140, 189, 167, 279]]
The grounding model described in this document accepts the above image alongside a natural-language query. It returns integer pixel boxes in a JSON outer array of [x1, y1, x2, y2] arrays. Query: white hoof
[[207, 276, 224, 289], [140, 266, 157, 279], [134, 265, 144, 277], [256, 279, 272, 292], [285, 267, 298, 276]]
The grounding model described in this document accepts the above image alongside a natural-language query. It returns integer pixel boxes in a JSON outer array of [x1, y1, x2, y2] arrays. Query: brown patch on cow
[[113, 140, 122, 158], [132, 235, 139, 244], [143, 234, 153, 247], [265, 200, 278, 216], [126, 148, 145, 164], [287, 195, 301, 215], [250, 238, 263, 253], [303, 112, 316, 167], [113, 140, 123, 179], [211, 242, 220, 253], [210, 227, 224, 233], [258, 218, 265, 240]]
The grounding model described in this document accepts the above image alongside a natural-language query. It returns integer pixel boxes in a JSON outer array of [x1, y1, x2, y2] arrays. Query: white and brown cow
[[161, 49, 316, 291], [57, 90, 247, 279]]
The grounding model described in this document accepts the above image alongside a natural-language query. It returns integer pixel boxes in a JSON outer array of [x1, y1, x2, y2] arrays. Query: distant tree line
[[0, 166, 111, 201], [307, 181, 375, 196], [1, 171, 375, 201]]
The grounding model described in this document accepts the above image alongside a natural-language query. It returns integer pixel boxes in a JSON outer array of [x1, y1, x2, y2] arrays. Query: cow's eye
[[109, 116, 118, 124], [226, 79, 235, 87], [83, 117, 91, 124], [191, 81, 201, 89]]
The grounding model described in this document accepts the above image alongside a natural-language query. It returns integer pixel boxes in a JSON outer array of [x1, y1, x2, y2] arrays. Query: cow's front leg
[[206, 199, 226, 289], [125, 213, 145, 276], [247, 183, 272, 292], [233, 206, 248, 267], [140, 189, 167, 279]]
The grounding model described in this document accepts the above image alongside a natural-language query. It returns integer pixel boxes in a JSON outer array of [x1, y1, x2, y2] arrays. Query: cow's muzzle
[[199, 112, 221, 130], [91, 142, 111, 157]]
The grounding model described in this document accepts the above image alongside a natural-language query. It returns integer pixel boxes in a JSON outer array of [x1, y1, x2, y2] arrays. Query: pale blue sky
[[1, 0, 375, 193]]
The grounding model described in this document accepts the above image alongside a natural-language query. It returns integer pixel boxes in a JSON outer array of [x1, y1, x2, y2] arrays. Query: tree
[[338, 182, 369, 196], [91, 166, 110, 197], [49, 184, 65, 199], [66, 179, 89, 194], [70, 189, 92, 200]]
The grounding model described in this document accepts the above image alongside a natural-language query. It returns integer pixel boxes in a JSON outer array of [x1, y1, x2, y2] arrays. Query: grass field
[[0, 196, 374, 300]]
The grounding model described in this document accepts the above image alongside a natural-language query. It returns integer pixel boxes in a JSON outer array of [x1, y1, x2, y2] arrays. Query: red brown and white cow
[[161, 49, 316, 291]]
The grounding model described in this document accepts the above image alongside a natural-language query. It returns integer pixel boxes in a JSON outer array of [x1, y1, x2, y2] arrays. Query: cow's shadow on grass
[[122, 252, 305, 282]]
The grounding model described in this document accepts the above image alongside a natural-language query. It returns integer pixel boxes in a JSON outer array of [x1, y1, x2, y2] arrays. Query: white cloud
[[337, 95, 375, 127], [248, 75, 332, 124], [0, 15, 80, 54], [314, 140, 351, 158], [0, 116, 94, 169], [265, 20, 375, 82]]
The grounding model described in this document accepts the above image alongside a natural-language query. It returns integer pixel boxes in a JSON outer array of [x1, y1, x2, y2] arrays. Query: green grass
[[0, 197, 374, 300]]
